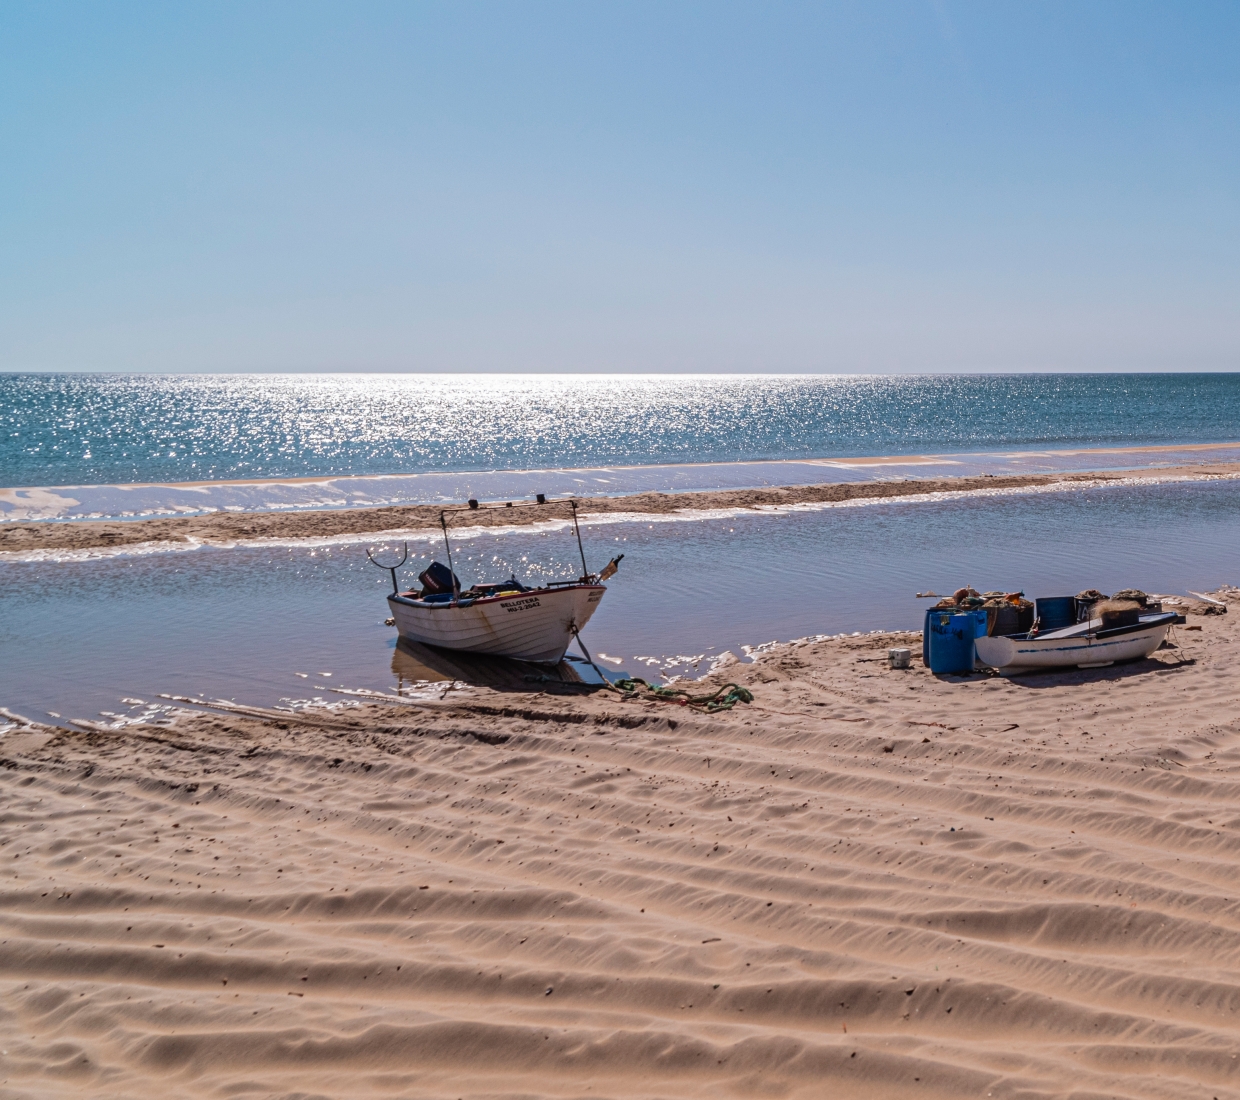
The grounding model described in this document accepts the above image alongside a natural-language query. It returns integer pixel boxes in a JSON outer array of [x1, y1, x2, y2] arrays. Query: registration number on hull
[[503, 597, 542, 614]]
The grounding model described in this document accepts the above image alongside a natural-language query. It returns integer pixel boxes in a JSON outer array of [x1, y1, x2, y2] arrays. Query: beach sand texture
[[2, 594, 1239, 1098]]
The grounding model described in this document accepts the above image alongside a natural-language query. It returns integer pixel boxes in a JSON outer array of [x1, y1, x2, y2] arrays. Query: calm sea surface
[[4, 373, 1240, 487]]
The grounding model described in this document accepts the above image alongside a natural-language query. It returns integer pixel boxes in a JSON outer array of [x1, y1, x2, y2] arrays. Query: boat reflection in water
[[390, 637, 605, 697]]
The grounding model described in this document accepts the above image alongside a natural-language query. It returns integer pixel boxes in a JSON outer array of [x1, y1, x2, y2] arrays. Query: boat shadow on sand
[[391, 638, 607, 696], [938, 649, 1196, 689]]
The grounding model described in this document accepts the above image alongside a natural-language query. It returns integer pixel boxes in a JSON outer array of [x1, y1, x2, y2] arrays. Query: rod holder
[[366, 542, 409, 595]]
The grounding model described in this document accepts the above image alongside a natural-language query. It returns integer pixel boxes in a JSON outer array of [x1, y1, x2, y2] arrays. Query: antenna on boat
[[439, 512, 461, 602], [366, 542, 409, 595], [569, 498, 589, 581]]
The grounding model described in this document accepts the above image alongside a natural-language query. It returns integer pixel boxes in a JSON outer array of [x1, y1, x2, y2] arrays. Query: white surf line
[[3, 469, 1239, 565], [5, 438, 1240, 493], [7, 440, 1240, 524]]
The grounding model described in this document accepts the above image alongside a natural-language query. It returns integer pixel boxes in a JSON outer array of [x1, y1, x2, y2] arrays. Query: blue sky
[[2, 1, 1238, 373]]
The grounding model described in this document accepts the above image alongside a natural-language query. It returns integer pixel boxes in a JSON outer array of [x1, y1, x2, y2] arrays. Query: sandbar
[[3, 460, 1239, 556]]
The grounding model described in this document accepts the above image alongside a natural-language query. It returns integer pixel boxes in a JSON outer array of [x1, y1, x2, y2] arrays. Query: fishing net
[[608, 678, 755, 712]]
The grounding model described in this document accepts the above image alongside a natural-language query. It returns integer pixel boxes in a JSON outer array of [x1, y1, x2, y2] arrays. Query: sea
[[2, 372, 1239, 722]]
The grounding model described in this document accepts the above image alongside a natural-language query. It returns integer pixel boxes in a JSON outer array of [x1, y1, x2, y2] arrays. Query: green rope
[[608, 677, 754, 713]]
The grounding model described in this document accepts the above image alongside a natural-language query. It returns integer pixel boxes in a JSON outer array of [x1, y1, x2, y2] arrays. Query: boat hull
[[387, 585, 605, 664], [975, 619, 1172, 673]]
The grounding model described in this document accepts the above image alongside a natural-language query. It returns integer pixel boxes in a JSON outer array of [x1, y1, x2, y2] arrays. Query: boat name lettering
[[503, 597, 542, 613]]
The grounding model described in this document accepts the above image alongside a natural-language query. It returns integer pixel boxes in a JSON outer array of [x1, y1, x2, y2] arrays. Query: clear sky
[[2, 1, 1238, 374]]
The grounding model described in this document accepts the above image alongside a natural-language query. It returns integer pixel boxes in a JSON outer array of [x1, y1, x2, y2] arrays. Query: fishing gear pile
[[607, 677, 754, 712]]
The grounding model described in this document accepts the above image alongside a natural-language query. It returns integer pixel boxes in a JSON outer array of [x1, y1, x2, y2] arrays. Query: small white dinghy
[[974, 611, 1181, 674], [369, 496, 620, 665]]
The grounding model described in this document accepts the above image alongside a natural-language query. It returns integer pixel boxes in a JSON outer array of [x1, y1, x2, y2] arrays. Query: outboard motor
[[419, 561, 460, 595]]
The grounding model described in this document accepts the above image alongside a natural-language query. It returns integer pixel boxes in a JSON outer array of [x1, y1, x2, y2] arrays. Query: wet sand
[[3, 461, 1240, 556], [2, 590, 1238, 1098]]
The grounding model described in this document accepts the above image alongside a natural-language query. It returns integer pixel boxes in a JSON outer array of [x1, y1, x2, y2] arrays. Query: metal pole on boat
[[440, 512, 460, 603], [569, 499, 589, 581], [365, 542, 408, 595]]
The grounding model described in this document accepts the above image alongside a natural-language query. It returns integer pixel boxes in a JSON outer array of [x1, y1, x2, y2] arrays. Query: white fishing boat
[[369, 496, 620, 665], [386, 583, 606, 663], [974, 611, 1180, 674]]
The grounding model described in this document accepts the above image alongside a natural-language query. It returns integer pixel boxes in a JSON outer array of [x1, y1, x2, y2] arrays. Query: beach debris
[[1188, 591, 1229, 611], [0, 706, 62, 734], [158, 693, 359, 724], [329, 687, 439, 705], [888, 648, 911, 669]]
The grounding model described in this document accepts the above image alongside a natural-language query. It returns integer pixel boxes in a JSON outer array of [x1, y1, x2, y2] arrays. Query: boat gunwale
[[388, 583, 605, 611], [1001, 611, 1182, 645]]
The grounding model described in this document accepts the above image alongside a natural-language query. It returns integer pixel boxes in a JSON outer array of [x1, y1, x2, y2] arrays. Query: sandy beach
[[2, 589, 1238, 1099], [3, 461, 1240, 557]]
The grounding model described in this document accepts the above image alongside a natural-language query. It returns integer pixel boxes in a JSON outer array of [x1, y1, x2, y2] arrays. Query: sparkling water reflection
[[5, 372, 1240, 487]]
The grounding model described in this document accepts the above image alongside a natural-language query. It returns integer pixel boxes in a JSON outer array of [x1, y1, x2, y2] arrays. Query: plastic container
[[1034, 596, 1076, 631], [924, 607, 987, 664], [928, 611, 977, 674], [989, 602, 1035, 637], [888, 648, 911, 669], [1099, 604, 1141, 629]]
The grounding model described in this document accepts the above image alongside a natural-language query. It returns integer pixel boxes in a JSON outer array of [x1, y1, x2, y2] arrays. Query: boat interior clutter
[[405, 561, 531, 605], [923, 586, 1189, 675]]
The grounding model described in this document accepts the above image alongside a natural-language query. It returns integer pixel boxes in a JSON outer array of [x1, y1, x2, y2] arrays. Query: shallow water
[[2, 477, 1237, 722]]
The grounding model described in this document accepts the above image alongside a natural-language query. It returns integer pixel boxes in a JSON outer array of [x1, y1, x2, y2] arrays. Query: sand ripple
[[2, 606, 1240, 1097]]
